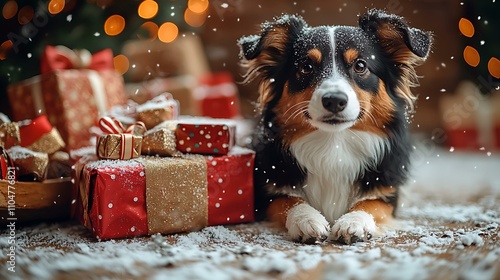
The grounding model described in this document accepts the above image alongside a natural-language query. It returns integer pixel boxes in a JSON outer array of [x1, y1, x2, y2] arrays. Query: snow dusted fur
[[239, 10, 431, 244]]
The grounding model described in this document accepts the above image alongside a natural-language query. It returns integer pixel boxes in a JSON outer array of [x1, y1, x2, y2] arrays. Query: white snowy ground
[[1, 145, 499, 280]]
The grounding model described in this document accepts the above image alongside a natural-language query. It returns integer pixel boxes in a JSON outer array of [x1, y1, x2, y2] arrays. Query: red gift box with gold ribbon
[[73, 147, 255, 240], [7, 45, 127, 151]]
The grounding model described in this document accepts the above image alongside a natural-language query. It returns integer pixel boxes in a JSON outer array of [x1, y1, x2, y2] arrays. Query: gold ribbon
[[140, 156, 208, 234]]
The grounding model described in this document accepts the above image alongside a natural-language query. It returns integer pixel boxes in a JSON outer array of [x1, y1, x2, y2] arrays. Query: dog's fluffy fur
[[238, 9, 431, 244]]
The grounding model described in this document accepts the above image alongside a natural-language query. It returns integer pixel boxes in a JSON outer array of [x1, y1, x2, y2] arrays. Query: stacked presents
[[2, 45, 254, 239]]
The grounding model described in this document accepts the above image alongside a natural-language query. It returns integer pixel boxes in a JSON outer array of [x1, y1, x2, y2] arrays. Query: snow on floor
[[1, 147, 499, 280]]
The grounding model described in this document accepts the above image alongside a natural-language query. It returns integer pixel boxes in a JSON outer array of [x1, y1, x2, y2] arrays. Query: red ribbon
[[41, 45, 114, 74], [19, 115, 53, 147], [98, 117, 146, 136]]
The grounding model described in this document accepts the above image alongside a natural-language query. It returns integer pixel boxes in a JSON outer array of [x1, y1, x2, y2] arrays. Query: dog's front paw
[[328, 211, 377, 244], [285, 203, 330, 243]]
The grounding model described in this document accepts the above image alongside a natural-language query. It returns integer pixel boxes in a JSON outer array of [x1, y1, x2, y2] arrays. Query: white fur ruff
[[290, 129, 387, 223]]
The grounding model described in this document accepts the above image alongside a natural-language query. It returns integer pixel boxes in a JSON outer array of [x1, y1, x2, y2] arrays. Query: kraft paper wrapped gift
[[7, 45, 127, 151], [73, 147, 255, 240]]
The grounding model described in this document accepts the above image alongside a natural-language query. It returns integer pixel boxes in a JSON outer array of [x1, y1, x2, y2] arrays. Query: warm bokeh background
[[1, 0, 499, 150]]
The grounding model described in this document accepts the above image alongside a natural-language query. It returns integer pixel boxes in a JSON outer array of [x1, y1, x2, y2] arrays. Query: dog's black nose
[[322, 91, 348, 113]]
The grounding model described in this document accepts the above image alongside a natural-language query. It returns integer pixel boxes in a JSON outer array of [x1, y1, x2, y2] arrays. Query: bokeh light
[[0, 40, 13, 60], [18, 5, 34, 25], [48, 0, 65, 15], [187, 0, 209, 14], [139, 21, 159, 40], [463, 46, 480, 67], [138, 0, 158, 19], [184, 7, 207, 27], [104, 14, 125, 36], [158, 22, 178, 43], [458, 18, 474, 38], [2, 1, 18, 19], [487, 57, 500, 79], [113, 54, 130, 75]]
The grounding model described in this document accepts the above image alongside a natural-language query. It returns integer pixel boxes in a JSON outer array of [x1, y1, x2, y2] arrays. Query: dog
[[238, 9, 431, 244]]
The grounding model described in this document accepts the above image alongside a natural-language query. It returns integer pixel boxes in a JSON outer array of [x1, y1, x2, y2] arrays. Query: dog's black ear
[[238, 14, 306, 61], [238, 14, 307, 107], [359, 9, 432, 63]]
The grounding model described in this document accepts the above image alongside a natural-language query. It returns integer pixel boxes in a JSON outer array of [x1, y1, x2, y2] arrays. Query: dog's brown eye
[[300, 63, 314, 76], [353, 59, 368, 74]]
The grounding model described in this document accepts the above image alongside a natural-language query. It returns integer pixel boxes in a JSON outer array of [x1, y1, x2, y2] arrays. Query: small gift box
[[136, 94, 179, 129], [0, 113, 20, 149], [73, 147, 255, 239], [439, 81, 498, 150], [7, 45, 127, 150], [125, 75, 198, 115], [7, 146, 49, 181], [18, 114, 65, 154], [175, 117, 236, 155], [141, 122, 178, 156], [192, 72, 241, 119], [96, 117, 146, 160]]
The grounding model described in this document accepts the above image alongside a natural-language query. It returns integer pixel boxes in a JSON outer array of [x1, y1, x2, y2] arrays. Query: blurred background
[[1, 0, 499, 151]]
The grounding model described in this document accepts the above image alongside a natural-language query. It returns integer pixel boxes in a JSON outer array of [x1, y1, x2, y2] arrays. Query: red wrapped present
[[175, 117, 236, 155], [439, 81, 495, 151], [193, 72, 241, 119], [7, 45, 127, 151], [18, 114, 65, 154], [73, 147, 255, 239]]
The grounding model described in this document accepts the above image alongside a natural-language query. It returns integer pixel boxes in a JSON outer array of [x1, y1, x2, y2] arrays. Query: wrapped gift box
[[175, 117, 236, 155], [7, 46, 127, 151], [125, 75, 198, 116], [73, 147, 255, 239], [439, 81, 499, 150], [193, 72, 241, 119], [136, 94, 179, 129]]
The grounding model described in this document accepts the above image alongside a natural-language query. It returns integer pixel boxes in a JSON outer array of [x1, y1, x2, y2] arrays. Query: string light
[[458, 18, 474, 38], [139, 21, 158, 40], [184, 7, 207, 27], [158, 22, 178, 43], [0, 40, 13, 60], [488, 57, 500, 79], [18, 5, 34, 25], [113, 54, 129, 75], [48, 0, 65, 15], [187, 0, 209, 13], [463, 46, 480, 67], [138, 0, 158, 19], [2, 1, 18, 19], [104, 14, 125, 36]]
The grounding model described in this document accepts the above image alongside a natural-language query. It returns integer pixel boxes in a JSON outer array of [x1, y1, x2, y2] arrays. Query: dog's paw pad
[[286, 204, 330, 243], [328, 211, 377, 244]]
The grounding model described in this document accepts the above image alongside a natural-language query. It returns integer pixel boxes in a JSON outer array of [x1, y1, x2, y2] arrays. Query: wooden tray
[[0, 178, 73, 225]]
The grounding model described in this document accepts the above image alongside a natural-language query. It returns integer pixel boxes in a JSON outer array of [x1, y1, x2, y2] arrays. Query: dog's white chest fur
[[290, 130, 386, 223]]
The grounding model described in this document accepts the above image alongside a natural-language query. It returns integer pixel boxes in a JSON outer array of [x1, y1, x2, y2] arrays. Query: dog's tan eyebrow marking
[[307, 48, 322, 64], [344, 49, 359, 64]]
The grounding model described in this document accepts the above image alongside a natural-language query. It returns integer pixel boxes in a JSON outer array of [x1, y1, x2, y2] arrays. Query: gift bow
[[99, 117, 146, 160], [41, 45, 114, 74]]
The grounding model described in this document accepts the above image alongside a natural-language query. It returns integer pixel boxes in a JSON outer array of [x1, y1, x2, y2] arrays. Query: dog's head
[[239, 9, 432, 144]]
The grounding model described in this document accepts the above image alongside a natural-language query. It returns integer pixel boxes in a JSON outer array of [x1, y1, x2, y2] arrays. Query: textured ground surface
[[1, 148, 499, 280]]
